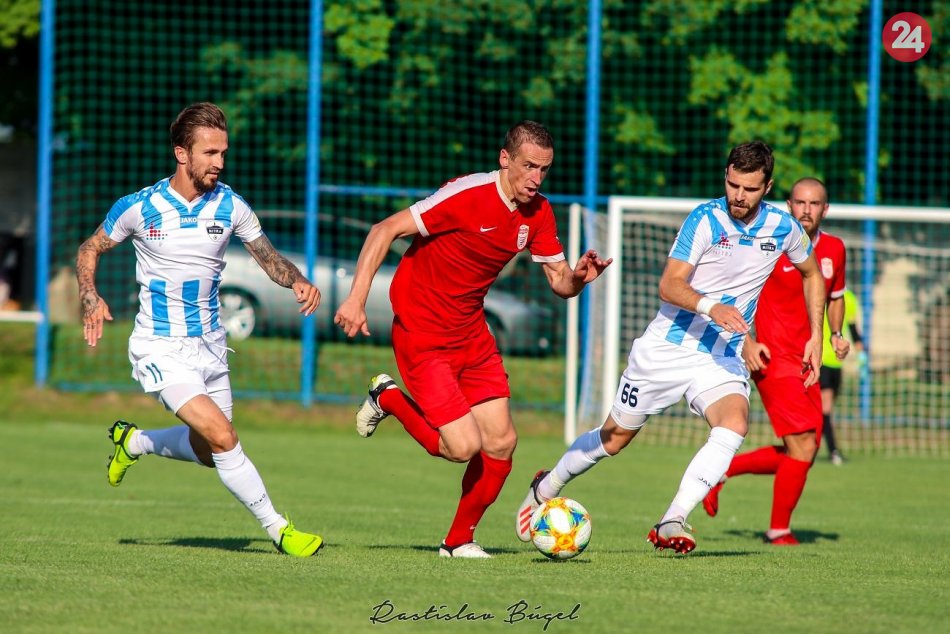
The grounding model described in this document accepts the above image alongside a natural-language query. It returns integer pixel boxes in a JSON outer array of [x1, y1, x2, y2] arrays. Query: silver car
[[218, 214, 556, 356]]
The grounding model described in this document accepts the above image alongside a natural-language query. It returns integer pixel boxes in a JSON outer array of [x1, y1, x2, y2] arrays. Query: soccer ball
[[529, 497, 592, 560]]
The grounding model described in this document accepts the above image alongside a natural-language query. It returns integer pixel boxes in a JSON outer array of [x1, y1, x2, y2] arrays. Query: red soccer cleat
[[648, 518, 696, 554], [764, 532, 800, 546]]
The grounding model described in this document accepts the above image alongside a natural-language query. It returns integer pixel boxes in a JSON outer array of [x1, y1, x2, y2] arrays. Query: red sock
[[771, 456, 811, 530], [444, 452, 513, 547], [726, 445, 784, 477], [378, 388, 441, 457]]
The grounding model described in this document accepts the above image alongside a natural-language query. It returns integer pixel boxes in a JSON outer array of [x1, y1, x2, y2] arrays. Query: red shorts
[[392, 318, 510, 427], [753, 371, 823, 440]]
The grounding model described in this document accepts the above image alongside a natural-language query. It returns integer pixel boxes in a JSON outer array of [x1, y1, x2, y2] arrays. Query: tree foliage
[[0, 0, 39, 49], [41, 0, 948, 206]]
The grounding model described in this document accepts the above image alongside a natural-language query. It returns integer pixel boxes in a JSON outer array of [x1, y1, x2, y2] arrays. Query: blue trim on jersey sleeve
[[148, 279, 171, 336], [777, 212, 793, 241], [671, 204, 715, 262], [232, 189, 251, 210], [104, 193, 137, 235], [214, 189, 235, 227], [182, 279, 202, 336], [785, 215, 813, 257]]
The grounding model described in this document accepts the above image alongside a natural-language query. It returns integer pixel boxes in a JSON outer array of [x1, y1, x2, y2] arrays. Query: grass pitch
[[2, 323, 948, 632], [2, 416, 948, 633]]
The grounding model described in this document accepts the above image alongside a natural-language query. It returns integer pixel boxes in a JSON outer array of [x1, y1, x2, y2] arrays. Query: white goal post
[[565, 197, 950, 457]]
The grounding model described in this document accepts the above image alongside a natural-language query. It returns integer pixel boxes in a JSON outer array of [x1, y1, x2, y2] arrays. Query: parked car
[[217, 214, 556, 356]]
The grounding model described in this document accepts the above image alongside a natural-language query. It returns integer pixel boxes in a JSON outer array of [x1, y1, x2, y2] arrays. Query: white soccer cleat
[[647, 517, 696, 554], [515, 469, 550, 542], [439, 542, 492, 559], [355, 373, 398, 438]]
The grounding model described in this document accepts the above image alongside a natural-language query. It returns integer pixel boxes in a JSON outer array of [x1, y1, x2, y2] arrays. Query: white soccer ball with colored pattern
[[530, 497, 592, 560]]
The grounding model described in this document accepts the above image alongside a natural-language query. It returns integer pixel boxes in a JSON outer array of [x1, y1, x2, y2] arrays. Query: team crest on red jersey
[[517, 224, 529, 250], [821, 257, 834, 279]]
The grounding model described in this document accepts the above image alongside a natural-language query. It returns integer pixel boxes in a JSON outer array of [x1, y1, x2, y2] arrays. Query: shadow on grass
[[368, 544, 522, 556], [723, 528, 841, 544], [119, 536, 274, 554], [651, 549, 759, 559]]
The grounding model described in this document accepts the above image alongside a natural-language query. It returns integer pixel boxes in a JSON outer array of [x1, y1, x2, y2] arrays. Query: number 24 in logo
[[883, 12, 931, 63]]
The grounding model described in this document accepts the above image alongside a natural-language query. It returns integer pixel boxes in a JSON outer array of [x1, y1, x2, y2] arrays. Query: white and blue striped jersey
[[103, 178, 263, 337], [645, 196, 812, 358]]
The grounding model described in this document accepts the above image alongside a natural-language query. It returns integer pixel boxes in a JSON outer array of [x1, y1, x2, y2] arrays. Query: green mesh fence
[[46, 0, 948, 409]]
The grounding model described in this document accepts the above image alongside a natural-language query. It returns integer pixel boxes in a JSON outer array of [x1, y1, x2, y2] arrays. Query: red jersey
[[754, 231, 846, 378], [390, 171, 565, 334]]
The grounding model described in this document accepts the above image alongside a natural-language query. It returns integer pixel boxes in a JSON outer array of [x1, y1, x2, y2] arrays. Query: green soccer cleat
[[107, 420, 139, 487], [274, 519, 324, 558]]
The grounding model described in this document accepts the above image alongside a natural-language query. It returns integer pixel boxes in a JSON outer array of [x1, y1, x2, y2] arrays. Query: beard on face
[[728, 201, 751, 219], [189, 164, 218, 194]]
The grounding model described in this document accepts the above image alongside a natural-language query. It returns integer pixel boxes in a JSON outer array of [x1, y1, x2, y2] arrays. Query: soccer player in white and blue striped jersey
[[76, 103, 324, 557], [516, 141, 827, 554]]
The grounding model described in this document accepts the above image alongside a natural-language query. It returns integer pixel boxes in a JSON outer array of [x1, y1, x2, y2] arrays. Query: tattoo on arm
[[245, 235, 305, 288], [76, 227, 118, 316]]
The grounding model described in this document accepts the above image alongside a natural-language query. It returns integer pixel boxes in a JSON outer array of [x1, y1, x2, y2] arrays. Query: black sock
[[823, 414, 838, 454]]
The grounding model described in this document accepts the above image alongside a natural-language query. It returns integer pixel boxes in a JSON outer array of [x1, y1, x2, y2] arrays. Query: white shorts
[[128, 327, 233, 417], [610, 331, 750, 427]]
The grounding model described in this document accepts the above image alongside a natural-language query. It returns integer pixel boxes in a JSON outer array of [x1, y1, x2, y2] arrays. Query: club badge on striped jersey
[[205, 220, 225, 242], [517, 224, 529, 250]]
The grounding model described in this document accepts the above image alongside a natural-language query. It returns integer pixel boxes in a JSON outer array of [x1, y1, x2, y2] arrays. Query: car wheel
[[486, 313, 506, 353], [219, 289, 259, 340]]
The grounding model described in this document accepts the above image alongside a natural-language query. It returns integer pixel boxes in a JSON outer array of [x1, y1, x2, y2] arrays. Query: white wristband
[[696, 296, 718, 316]]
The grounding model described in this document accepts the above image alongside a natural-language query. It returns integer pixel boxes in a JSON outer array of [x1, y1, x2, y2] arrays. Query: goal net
[[566, 198, 950, 457]]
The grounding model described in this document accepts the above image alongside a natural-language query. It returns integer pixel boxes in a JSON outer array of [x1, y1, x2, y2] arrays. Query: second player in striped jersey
[[517, 141, 827, 554]]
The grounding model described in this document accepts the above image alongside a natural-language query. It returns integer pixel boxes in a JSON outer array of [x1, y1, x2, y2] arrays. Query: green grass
[[2, 420, 949, 633], [3, 325, 949, 632]]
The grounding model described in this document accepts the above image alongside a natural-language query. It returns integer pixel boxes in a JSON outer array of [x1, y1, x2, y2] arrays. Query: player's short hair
[[788, 177, 828, 203], [170, 102, 228, 151], [726, 140, 774, 182], [503, 120, 554, 156]]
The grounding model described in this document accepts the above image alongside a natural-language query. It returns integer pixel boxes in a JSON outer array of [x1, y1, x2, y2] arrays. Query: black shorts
[[820, 366, 842, 393]]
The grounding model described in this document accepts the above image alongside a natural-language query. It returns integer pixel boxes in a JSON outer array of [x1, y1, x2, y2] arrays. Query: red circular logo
[[883, 12, 932, 62]]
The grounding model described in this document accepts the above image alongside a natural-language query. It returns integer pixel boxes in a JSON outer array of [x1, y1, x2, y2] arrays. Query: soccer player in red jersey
[[702, 177, 851, 544], [334, 121, 612, 558]]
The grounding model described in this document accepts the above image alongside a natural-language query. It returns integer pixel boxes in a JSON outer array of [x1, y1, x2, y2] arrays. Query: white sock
[[211, 442, 285, 537], [133, 425, 201, 464], [662, 427, 745, 523], [539, 427, 610, 500]]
